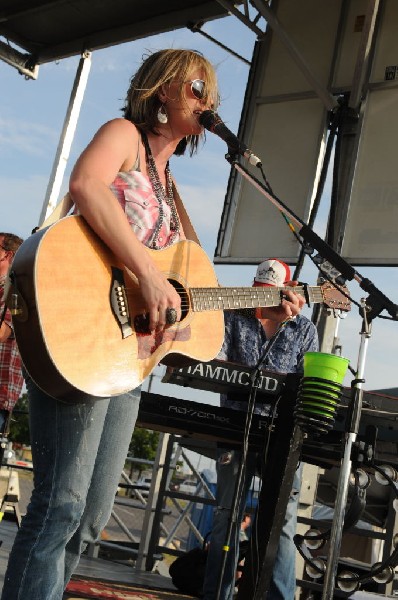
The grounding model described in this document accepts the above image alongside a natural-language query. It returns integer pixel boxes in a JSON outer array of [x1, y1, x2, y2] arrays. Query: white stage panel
[[226, 98, 327, 262], [340, 0, 398, 264], [341, 87, 398, 265], [215, 0, 343, 263], [216, 0, 398, 266]]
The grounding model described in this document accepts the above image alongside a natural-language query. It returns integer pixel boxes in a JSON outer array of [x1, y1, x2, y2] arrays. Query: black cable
[[237, 323, 291, 594], [294, 105, 342, 281], [215, 322, 287, 599]]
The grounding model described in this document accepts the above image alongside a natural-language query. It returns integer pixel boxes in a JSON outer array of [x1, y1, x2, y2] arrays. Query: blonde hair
[[123, 49, 218, 156]]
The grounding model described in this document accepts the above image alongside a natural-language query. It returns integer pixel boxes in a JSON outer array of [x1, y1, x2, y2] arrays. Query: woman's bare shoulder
[[97, 117, 139, 138], [89, 118, 141, 163]]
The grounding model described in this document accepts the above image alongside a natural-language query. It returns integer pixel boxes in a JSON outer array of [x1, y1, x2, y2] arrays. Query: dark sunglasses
[[186, 79, 206, 99], [185, 79, 220, 108]]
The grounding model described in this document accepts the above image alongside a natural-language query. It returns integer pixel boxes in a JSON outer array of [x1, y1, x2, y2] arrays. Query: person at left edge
[[0, 232, 24, 436], [1, 49, 220, 600]]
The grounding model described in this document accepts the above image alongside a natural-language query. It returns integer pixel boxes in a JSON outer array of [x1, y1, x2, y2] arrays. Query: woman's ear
[[158, 84, 169, 103]]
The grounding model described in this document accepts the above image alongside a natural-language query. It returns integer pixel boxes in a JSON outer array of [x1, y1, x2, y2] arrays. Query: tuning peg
[[335, 275, 346, 286]]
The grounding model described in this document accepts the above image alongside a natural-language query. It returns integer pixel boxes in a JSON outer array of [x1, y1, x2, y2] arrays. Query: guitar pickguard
[[137, 326, 191, 359]]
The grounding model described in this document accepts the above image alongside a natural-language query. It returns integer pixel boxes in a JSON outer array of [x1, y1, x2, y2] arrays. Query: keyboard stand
[[237, 374, 303, 599]]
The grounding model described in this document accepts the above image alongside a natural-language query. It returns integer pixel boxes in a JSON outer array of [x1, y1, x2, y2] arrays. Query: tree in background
[[128, 427, 159, 474], [8, 396, 160, 465], [8, 393, 30, 447]]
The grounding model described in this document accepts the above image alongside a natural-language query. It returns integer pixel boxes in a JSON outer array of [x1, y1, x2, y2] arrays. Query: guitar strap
[[38, 193, 74, 229], [172, 181, 201, 245], [39, 185, 201, 245]]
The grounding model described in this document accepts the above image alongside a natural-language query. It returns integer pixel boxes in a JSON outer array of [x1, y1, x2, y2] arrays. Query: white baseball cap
[[253, 259, 291, 287]]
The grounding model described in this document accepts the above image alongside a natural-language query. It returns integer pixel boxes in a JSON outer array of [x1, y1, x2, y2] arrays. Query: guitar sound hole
[[169, 279, 189, 320]]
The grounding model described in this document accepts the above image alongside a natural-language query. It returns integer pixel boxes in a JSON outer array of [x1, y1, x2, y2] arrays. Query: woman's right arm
[[69, 119, 181, 331]]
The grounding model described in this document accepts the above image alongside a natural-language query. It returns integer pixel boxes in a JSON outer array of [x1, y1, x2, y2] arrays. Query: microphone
[[199, 110, 262, 167]]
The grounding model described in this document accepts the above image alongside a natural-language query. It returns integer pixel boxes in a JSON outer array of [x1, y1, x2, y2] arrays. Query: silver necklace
[[142, 132, 180, 249]]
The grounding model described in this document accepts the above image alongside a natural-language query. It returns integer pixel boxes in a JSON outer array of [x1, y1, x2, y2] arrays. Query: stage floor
[[0, 464, 194, 599], [0, 517, 189, 600], [0, 469, 395, 599], [1, 517, 395, 600]]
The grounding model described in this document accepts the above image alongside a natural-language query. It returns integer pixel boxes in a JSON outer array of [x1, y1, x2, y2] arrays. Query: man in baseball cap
[[251, 258, 296, 333], [253, 258, 291, 287], [203, 259, 319, 600]]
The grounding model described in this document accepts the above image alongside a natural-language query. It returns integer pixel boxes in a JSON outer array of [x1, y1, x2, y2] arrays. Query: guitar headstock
[[320, 282, 351, 312]]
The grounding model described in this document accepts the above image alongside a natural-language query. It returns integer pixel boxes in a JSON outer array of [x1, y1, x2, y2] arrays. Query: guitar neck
[[190, 285, 323, 312]]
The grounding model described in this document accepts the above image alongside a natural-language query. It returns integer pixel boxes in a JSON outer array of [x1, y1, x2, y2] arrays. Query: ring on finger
[[166, 307, 178, 325]]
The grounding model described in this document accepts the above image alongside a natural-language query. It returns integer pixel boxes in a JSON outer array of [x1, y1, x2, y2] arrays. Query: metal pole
[[39, 51, 91, 224], [322, 302, 370, 599], [135, 431, 170, 570]]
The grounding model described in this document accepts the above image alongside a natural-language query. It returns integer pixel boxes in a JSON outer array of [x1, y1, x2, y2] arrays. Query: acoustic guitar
[[7, 215, 350, 403]]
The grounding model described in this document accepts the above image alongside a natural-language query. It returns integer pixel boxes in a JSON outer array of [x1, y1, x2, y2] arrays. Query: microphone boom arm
[[227, 157, 398, 322]]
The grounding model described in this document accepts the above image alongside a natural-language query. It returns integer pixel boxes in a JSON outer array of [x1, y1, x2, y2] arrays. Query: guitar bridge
[[110, 267, 133, 339]]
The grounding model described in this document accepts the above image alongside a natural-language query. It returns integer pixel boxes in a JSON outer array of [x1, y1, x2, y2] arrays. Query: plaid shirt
[[0, 279, 24, 411], [219, 311, 319, 414]]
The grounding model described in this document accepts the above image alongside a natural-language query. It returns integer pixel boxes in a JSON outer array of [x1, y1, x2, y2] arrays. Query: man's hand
[[260, 280, 305, 323]]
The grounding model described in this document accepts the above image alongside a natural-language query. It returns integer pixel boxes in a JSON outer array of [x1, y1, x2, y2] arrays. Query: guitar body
[[11, 215, 224, 402]]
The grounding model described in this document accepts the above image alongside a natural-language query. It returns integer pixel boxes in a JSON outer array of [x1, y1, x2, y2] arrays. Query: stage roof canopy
[[0, 0, 238, 67]]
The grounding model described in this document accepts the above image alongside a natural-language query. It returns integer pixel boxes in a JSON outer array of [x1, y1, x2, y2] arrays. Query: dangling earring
[[157, 104, 168, 124]]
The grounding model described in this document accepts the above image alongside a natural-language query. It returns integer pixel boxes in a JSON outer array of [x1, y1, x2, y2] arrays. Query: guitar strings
[[123, 285, 343, 311]]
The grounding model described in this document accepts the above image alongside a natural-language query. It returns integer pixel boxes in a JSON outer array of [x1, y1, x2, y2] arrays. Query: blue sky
[[1, 14, 397, 397]]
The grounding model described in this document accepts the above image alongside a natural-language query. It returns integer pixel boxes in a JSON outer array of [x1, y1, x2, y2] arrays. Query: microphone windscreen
[[198, 110, 218, 130]]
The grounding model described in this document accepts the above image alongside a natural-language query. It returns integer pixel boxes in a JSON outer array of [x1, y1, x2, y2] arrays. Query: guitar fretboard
[[190, 286, 324, 312]]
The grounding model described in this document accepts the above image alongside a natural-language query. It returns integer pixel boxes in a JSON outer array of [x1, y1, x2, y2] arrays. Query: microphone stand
[[223, 151, 398, 599], [322, 300, 370, 598]]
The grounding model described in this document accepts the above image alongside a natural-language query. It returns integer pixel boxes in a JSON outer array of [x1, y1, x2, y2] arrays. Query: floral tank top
[[110, 166, 183, 249]]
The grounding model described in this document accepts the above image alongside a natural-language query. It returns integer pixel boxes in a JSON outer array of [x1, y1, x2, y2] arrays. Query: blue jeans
[[202, 449, 301, 600], [1, 375, 140, 600]]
